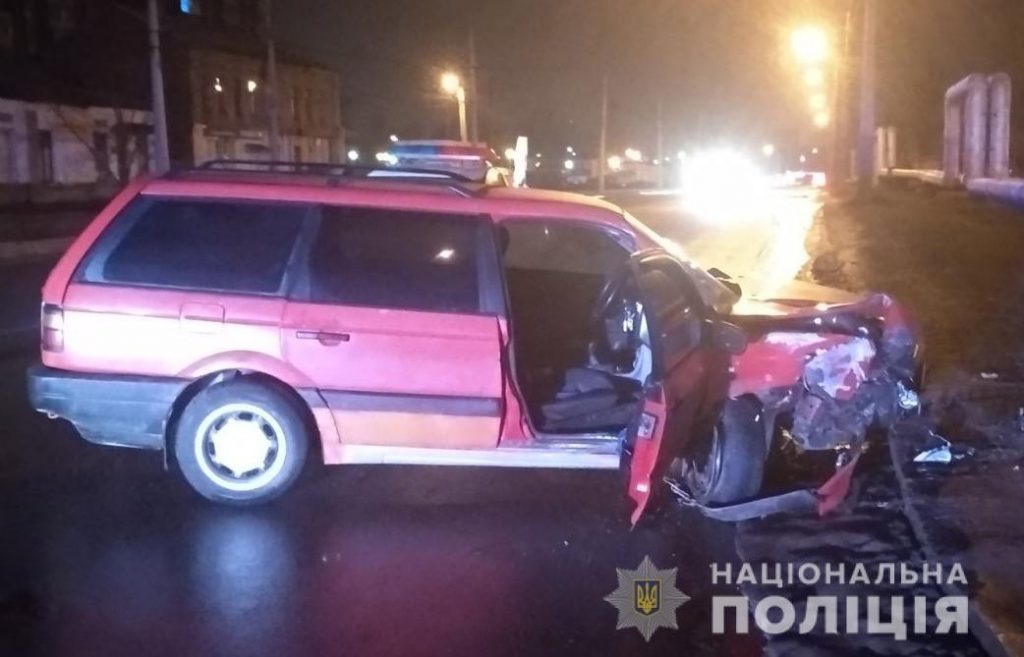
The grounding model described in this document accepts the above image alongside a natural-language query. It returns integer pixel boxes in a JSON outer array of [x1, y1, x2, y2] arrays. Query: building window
[[247, 79, 259, 115], [213, 77, 226, 119], [48, 0, 77, 37], [93, 131, 110, 180], [221, 0, 240, 25], [180, 0, 201, 16], [38, 130, 54, 183], [241, 1, 261, 32], [234, 78, 244, 121], [0, 11, 14, 50], [0, 130, 14, 183]]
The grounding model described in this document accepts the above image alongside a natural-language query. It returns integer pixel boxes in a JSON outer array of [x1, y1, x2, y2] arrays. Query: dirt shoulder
[[804, 182, 1024, 656]]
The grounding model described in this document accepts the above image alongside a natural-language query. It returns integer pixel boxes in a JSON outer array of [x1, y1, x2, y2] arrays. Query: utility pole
[[469, 29, 479, 143], [147, 0, 169, 173], [656, 97, 664, 189], [262, 0, 281, 160], [828, 2, 853, 189], [598, 75, 608, 194], [456, 87, 468, 142], [856, 0, 877, 195]]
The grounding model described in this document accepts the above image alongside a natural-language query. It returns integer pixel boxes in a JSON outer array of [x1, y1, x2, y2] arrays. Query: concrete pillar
[[964, 77, 989, 180], [886, 126, 897, 170], [944, 73, 988, 183], [875, 126, 886, 174], [987, 73, 1011, 178], [943, 100, 962, 184]]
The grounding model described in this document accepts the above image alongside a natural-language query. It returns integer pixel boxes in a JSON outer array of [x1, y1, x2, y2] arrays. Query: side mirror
[[707, 267, 731, 280], [708, 267, 742, 298], [709, 320, 747, 355]]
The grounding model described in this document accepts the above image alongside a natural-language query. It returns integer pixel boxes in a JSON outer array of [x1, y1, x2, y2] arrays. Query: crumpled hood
[[731, 278, 865, 318], [724, 285, 919, 397]]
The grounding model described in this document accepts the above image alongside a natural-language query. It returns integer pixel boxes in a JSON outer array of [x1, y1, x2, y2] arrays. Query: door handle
[[296, 330, 350, 346]]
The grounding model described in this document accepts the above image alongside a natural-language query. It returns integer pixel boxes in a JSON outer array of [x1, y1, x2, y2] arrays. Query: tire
[[174, 378, 309, 505], [683, 397, 766, 505]]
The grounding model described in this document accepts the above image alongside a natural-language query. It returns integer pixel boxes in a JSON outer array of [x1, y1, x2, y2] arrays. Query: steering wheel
[[590, 264, 631, 323]]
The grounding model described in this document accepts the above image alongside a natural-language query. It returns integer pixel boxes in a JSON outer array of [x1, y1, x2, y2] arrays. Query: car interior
[[500, 222, 652, 437]]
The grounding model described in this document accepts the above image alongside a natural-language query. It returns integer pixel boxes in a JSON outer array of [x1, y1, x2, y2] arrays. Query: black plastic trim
[[27, 364, 187, 450], [311, 389, 502, 417]]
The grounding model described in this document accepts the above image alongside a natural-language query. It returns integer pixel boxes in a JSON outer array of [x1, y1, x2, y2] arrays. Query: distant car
[[27, 161, 921, 523], [388, 140, 509, 185]]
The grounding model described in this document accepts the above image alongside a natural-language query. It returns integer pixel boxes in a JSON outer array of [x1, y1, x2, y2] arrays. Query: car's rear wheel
[[683, 397, 765, 505], [174, 379, 309, 504]]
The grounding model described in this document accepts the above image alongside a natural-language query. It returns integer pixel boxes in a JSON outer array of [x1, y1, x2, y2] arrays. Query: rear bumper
[[27, 364, 188, 450]]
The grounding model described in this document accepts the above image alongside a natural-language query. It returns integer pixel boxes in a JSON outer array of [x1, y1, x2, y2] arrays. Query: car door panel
[[282, 204, 505, 450], [626, 252, 731, 523], [281, 303, 504, 448]]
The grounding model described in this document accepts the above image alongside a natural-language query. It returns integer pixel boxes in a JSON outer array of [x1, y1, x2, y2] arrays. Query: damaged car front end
[[669, 291, 922, 522]]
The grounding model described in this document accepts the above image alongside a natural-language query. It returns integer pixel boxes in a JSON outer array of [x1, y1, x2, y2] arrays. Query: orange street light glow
[[791, 26, 829, 65], [804, 68, 824, 87]]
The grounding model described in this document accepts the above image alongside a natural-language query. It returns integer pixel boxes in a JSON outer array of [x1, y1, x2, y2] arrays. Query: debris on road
[[912, 431, 974, 464], [980, 371, 999, 380], [896, 380, 920, 411]]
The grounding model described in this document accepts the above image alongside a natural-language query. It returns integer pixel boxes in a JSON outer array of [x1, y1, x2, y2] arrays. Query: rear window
[[307, 206, 483, 313], [83, 198, 307, 294]]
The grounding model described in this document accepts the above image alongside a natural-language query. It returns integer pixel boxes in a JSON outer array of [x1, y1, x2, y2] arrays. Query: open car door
[[625, 251, 733, 524]]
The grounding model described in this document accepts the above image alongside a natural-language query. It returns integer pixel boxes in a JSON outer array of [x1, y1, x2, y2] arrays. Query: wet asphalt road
[[0, 192, 811, 657]]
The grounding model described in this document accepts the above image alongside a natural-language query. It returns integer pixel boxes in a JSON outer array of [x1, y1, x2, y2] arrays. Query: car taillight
[[41, 303, 64, 352]]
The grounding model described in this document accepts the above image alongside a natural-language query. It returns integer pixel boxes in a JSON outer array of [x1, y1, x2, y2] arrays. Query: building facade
[[188, 48, 344, 165], [0, 97, 152, 187], [0, 0, 345, 202]]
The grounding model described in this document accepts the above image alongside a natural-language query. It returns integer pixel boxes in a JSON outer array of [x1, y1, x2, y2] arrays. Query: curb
[[888, 426, 1016, 657], [0, 237, 73, 263]]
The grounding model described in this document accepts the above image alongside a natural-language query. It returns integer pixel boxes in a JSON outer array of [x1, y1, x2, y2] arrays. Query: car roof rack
[[171, 160, 484, 197]]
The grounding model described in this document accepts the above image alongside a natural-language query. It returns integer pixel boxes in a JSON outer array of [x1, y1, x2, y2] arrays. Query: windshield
[[621, 211, 740, 314]]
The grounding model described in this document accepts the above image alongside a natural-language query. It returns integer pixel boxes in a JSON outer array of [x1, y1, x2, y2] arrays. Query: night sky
[[277, 0, 1024, 166]]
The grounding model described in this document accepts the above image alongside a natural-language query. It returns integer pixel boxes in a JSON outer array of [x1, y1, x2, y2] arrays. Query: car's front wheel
[[174, 378, 309, 504], [683, 397, 766, 505]]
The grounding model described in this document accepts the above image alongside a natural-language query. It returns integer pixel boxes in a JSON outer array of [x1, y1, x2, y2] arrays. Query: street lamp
[[762, 143, 775, 157], [440, 71, 467, 142], [791, 26, 828, 65]]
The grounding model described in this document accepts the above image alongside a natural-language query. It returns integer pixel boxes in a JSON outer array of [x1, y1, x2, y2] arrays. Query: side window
[[307, 206, 484, 313], [84, 198, 307, 295], [501, 221, 629, 275], [639, 260, 704, 360]]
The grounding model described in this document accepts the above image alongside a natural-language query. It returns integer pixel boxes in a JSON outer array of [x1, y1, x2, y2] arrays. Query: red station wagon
[[27, 163, 921, 523]]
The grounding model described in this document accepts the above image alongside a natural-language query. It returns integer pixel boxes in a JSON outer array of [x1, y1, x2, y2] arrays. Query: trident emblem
[[635, 580, 660, 615]]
